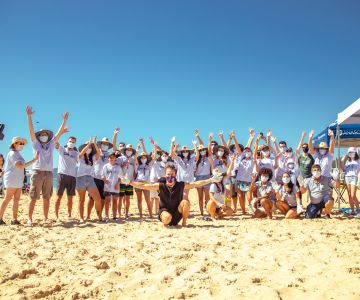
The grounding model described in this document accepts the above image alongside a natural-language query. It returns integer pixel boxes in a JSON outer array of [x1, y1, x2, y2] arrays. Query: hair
[[311, 164, 321, 171], [215, 146, 228, 167], [119, 142, 126, 146], [137, 155, 150, 165], [68, 136, 77, 141], [165, 164, 177, 174], [279, 141, 287, 146], [259, 168, 273, 180], [347, 152, 359, 161], [302, 143, 309, 148], [282, 172, 294, 194], [108, 153, 117, 159], [196, 148, 208, 171], [84, 146, 95, 166], [180, 151, 192, 161], [0, 154, 4, 167]]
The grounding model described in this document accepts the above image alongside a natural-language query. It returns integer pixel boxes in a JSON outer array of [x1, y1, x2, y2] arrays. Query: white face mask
[[312, 170, 321, 178], [67, 142, 75, 148], [287, 163, 295, 170], [141, 158, 147, 164], [182, 152, 189, 158], [217, 151, 224, 157], [161, 156, 168, 162], [39, 135, 48, 143], [119, 146, 125, 151], [262, 151, 270, 157], [126, 150, 133, 157], [280, 146, 286, 153], [86, 148, 92, 155], [282, 177, 290, 184], [244, 152, 252, 158], [16, 145, 24, 151], [319, 149, 327, 155], [101, 145, 109, 151], [260, 175, 269, 182], [348, 152, 356, 158], [156, 154, 160, 159], [200, 150, 207, 156]]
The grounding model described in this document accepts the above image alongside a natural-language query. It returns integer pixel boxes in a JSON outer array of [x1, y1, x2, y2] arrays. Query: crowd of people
[[0, 106, 359, 227]]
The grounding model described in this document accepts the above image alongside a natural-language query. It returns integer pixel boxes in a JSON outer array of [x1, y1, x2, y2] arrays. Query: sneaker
[[27, 219, 33, 227], [0, 219, 6, 225], [11, 220, 20, 225]]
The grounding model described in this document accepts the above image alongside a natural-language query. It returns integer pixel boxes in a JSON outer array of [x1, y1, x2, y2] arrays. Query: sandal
[[202, 216, 212, 221], [11, 220, 20, 225], [0, 219, 6, 225]]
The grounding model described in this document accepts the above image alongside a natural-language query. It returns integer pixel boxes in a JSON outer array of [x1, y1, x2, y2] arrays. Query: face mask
[[182, 152, 189, 158], [262, 151, 270, 157], [156, 154, 160, 159], [165, 176, 176, 183], [348, 152, 356, 158], [286, 152, 293, 158], [260, 175, 269, 182], [86, 148, 92, 155], [233, 149, 238, 154], [119, 146, 125, 151], [39, 136, 48, 143], [161, 156, 168, 162], [312, 170, 321, 178], [303, 147, 309, 154], [200, 150, 207, 156], [287, 163, 295, 170], [126, 150, 133, 157], [217, 151, 224, 157], [282, 177, 290, 184], [280, 146, 286, 153], [16, 145, 24, 151], [141, 158, 147, 164], [101, 145, 109, 151], [67, 142, 75, 148], [211, 145, 215, 151], [319, 149, 327, 155], [244, 152, 252, 158]]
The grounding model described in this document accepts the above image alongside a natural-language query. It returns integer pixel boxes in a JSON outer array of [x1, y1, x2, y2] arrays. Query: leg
[[350, 184, 360, 213], [143, 190, 152, 218], [0, 188, 16, 220], [29, 199, 36, 222], [55, 195, 63, 220], [67, 196, 73, 218], [178, 199, 190, 226], [275, 201, 290, 215], [112, 196, 118, 218], [323, 198, 334, 215], [125, 195, 130, 218], [206, 199, 217, 219], [86, 197, 94, 220], [12, 189, 21, 221], [285, 208, 299, 219], [88, 188, 103, 220], [260, 198, 273, 219], [77, 189, 86, 222], [43, 198, 50, 221], [203, 187, 210, 204], [118, 195, 124, 217], [237, 190, 246, 214], [346, 184, 354, 212], [160, 211, 172, 226], [135, 189, 143, 218], [196, 188, 204, 215], [183, 189, 189, 200], [104, 196, 110, 219]]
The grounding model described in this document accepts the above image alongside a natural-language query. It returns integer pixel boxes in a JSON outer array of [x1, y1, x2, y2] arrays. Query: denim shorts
[[235, 180, 251, 192], [195, 174, 211, 188], [345, 176, 357, 185], [76, 175, 97, 190]]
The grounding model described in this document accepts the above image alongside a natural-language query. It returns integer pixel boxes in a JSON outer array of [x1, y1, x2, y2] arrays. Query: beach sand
[[0, 189, 360, 300]]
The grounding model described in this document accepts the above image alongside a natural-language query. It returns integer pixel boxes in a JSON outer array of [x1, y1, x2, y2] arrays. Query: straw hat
[[317, 142, 329, 149], [124, 144, 136, 156], [176, 145, 195, 156], [9, 137, 27, 149], [35, 129, 54, 142], [137, 152, 151, 164], [96, 137, 113, 149], [348, 147, 357, 153]]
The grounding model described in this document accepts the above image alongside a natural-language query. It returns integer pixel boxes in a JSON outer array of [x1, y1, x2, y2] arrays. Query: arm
[[129, 181, 160, 191], [79, 138, 93, 158], [328, 128, 335, 154], [253, 135, 261, 160], [219, 130, 227, 147], [112, 128, 120, 151], [93, 136, 101, 160], [139, 138, 148, 155], [266, 129, 274, 153], [250, 174, 257, 195], [296, 131, 306, 157], [246, 128, 255, 148], [15, 152, 39, 169], [26, 106, 36, 142], [192, 140, 199, 162], [170, 137, 177, 159], [226, 154, 236, 176], [194, 129, 205, 146], [185, 177, 213, 189], [53, 112, 69, 144], [232, 132, 242, 155], [308, 130, 316, 154]]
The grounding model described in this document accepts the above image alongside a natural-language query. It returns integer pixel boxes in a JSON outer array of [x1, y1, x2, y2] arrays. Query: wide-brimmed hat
[[9, 137, 27, 149], [96, 137, 113, 149], [35, 129, 54, 142], [124, 144, 136, 156], [317, 142, 329, 149], [229, 143, 244, 153], [176, 145, 195, 156], [213, 145, 230, 155], [79, 142, 96, 153], [137, 152, 151, 164], [348, 147, 357, 153]]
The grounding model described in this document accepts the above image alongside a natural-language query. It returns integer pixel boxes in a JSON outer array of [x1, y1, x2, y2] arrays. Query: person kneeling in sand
[[250, 168, 275, 219], [122, 164, 221, 226]]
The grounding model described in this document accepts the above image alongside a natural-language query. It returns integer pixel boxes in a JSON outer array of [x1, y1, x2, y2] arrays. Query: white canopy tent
[[337, 97, 360, 125]]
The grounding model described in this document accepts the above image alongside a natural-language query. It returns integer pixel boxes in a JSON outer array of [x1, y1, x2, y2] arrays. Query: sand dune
[[0, 189, 360, 299]]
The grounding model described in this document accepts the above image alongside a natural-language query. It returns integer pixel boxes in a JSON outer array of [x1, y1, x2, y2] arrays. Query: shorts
[[229, 176, 237, 197], [159, 208, 183, 226], [195, 174, 211, 188], [94, 178, 105, 199], [120, 184, 133, 196], [30, 170, 53, 200], [57, 173, 76, 196], [236, 180, 251, 192], [76, 175, 97, 190], [305, 194, 333, 219], [104, 191, 120, 197], [345, 176, 357, 185]]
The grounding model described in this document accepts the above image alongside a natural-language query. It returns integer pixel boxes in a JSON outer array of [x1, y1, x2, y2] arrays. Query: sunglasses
[[17, 142, 25, 145]]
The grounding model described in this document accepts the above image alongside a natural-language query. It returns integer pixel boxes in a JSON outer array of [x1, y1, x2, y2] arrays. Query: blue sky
[[0, 0, 359, 164]]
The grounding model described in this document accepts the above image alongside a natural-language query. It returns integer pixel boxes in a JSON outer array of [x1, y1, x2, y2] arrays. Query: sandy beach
[[0, 189, 360, 300]]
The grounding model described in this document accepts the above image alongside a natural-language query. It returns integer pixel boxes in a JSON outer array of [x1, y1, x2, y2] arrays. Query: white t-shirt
[[102, 163, 124, 193], [32, 139, 55, 171], [235, 158, 254, 182], [174, 156, 196, 183], [255, 181, 273, 198], [94, 151, 110, 179], [313, 152, 333, 177], [278, 185, 299, 207], [209, 182, 225, 205], [136, 163, 151, 182], [3, 150, 25, 188], [257, 158, 275, 174], [77, 155, 97, 177], [57, 146, 78, 177], [213, 157, 230, 174], [121, 157, 136, 181], [344, 160, 360, 177], [195, 157, 211, 176], [149, 160, 174, 183]]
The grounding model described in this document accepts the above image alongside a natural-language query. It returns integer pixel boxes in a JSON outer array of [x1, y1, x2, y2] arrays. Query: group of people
[[0, 106, 359, 227]]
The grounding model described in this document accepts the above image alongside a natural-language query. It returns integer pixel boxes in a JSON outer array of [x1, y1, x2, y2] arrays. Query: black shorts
[[104, 191, 120, 197], [230, 176, 237, 198], [94, 178, 105, 200], [120, 184, 133, 196], [57, 174, 76, 196], [158, 208, 183, 226]]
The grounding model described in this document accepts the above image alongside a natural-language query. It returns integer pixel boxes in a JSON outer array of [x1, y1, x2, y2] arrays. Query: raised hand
[[219, 130, 224, 136], [194, 129, 200, 137], [229, 130, 235, 139], [271, 136, 276, 143], [149, 136, 155, 145], [114, 128, 120, 135], [26, 106, 35, 116], [139, 138, 144, 144], [309, 130, 314, 138], [301, 131, 306, 138], [267, 129, 272, 137], [62, 112, 69, 120], [171, 136, 176, 143], [93, 136, 97, 144], [62, 127, 69, 134], [209, 132, 213, 140], [249, 128, 255, 137]]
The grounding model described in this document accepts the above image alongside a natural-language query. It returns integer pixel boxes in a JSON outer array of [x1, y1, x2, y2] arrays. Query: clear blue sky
[[0, 0, 359, 165]]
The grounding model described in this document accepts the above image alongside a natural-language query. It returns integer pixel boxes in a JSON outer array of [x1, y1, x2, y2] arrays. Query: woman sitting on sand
[[275, 172, 303, 219], [250, 168, 275, 219], [76, 138, 103, 223], [0, 137, 38, 225]]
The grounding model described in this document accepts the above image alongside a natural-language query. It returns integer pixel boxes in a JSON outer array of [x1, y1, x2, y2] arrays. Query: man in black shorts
[[126, 165, 220, 226]]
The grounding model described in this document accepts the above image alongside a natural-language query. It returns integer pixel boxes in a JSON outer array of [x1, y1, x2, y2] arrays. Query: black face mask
[[302, 147, 309, 154]]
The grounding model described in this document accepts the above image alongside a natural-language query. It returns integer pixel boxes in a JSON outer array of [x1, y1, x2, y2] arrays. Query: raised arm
[[79, 138, 93, 158], [246, 128, 255, 148], [296, 131, 306, 157], [26, 106, 36, 141], [185, 177, 214, 189], [170, 137, 177, 160], [308, 130, 316, 154], [328, 128, 335, 154], [194, 129, 205, 146], [93, 136, 101, 160], [266, 129, 274, 153], [139, 138, 148, 155], [226, 154, 236, 176], [219, 130, 227, 147], [53, 112, 69, 144], [192, 140, 199, 161], [112, 128, 120, 151], [232, 132, 242, 155], [253, 134, 261, 160]]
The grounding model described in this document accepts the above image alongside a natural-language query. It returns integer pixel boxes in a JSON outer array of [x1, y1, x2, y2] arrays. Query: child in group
[[102, 153, 124, 221]]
